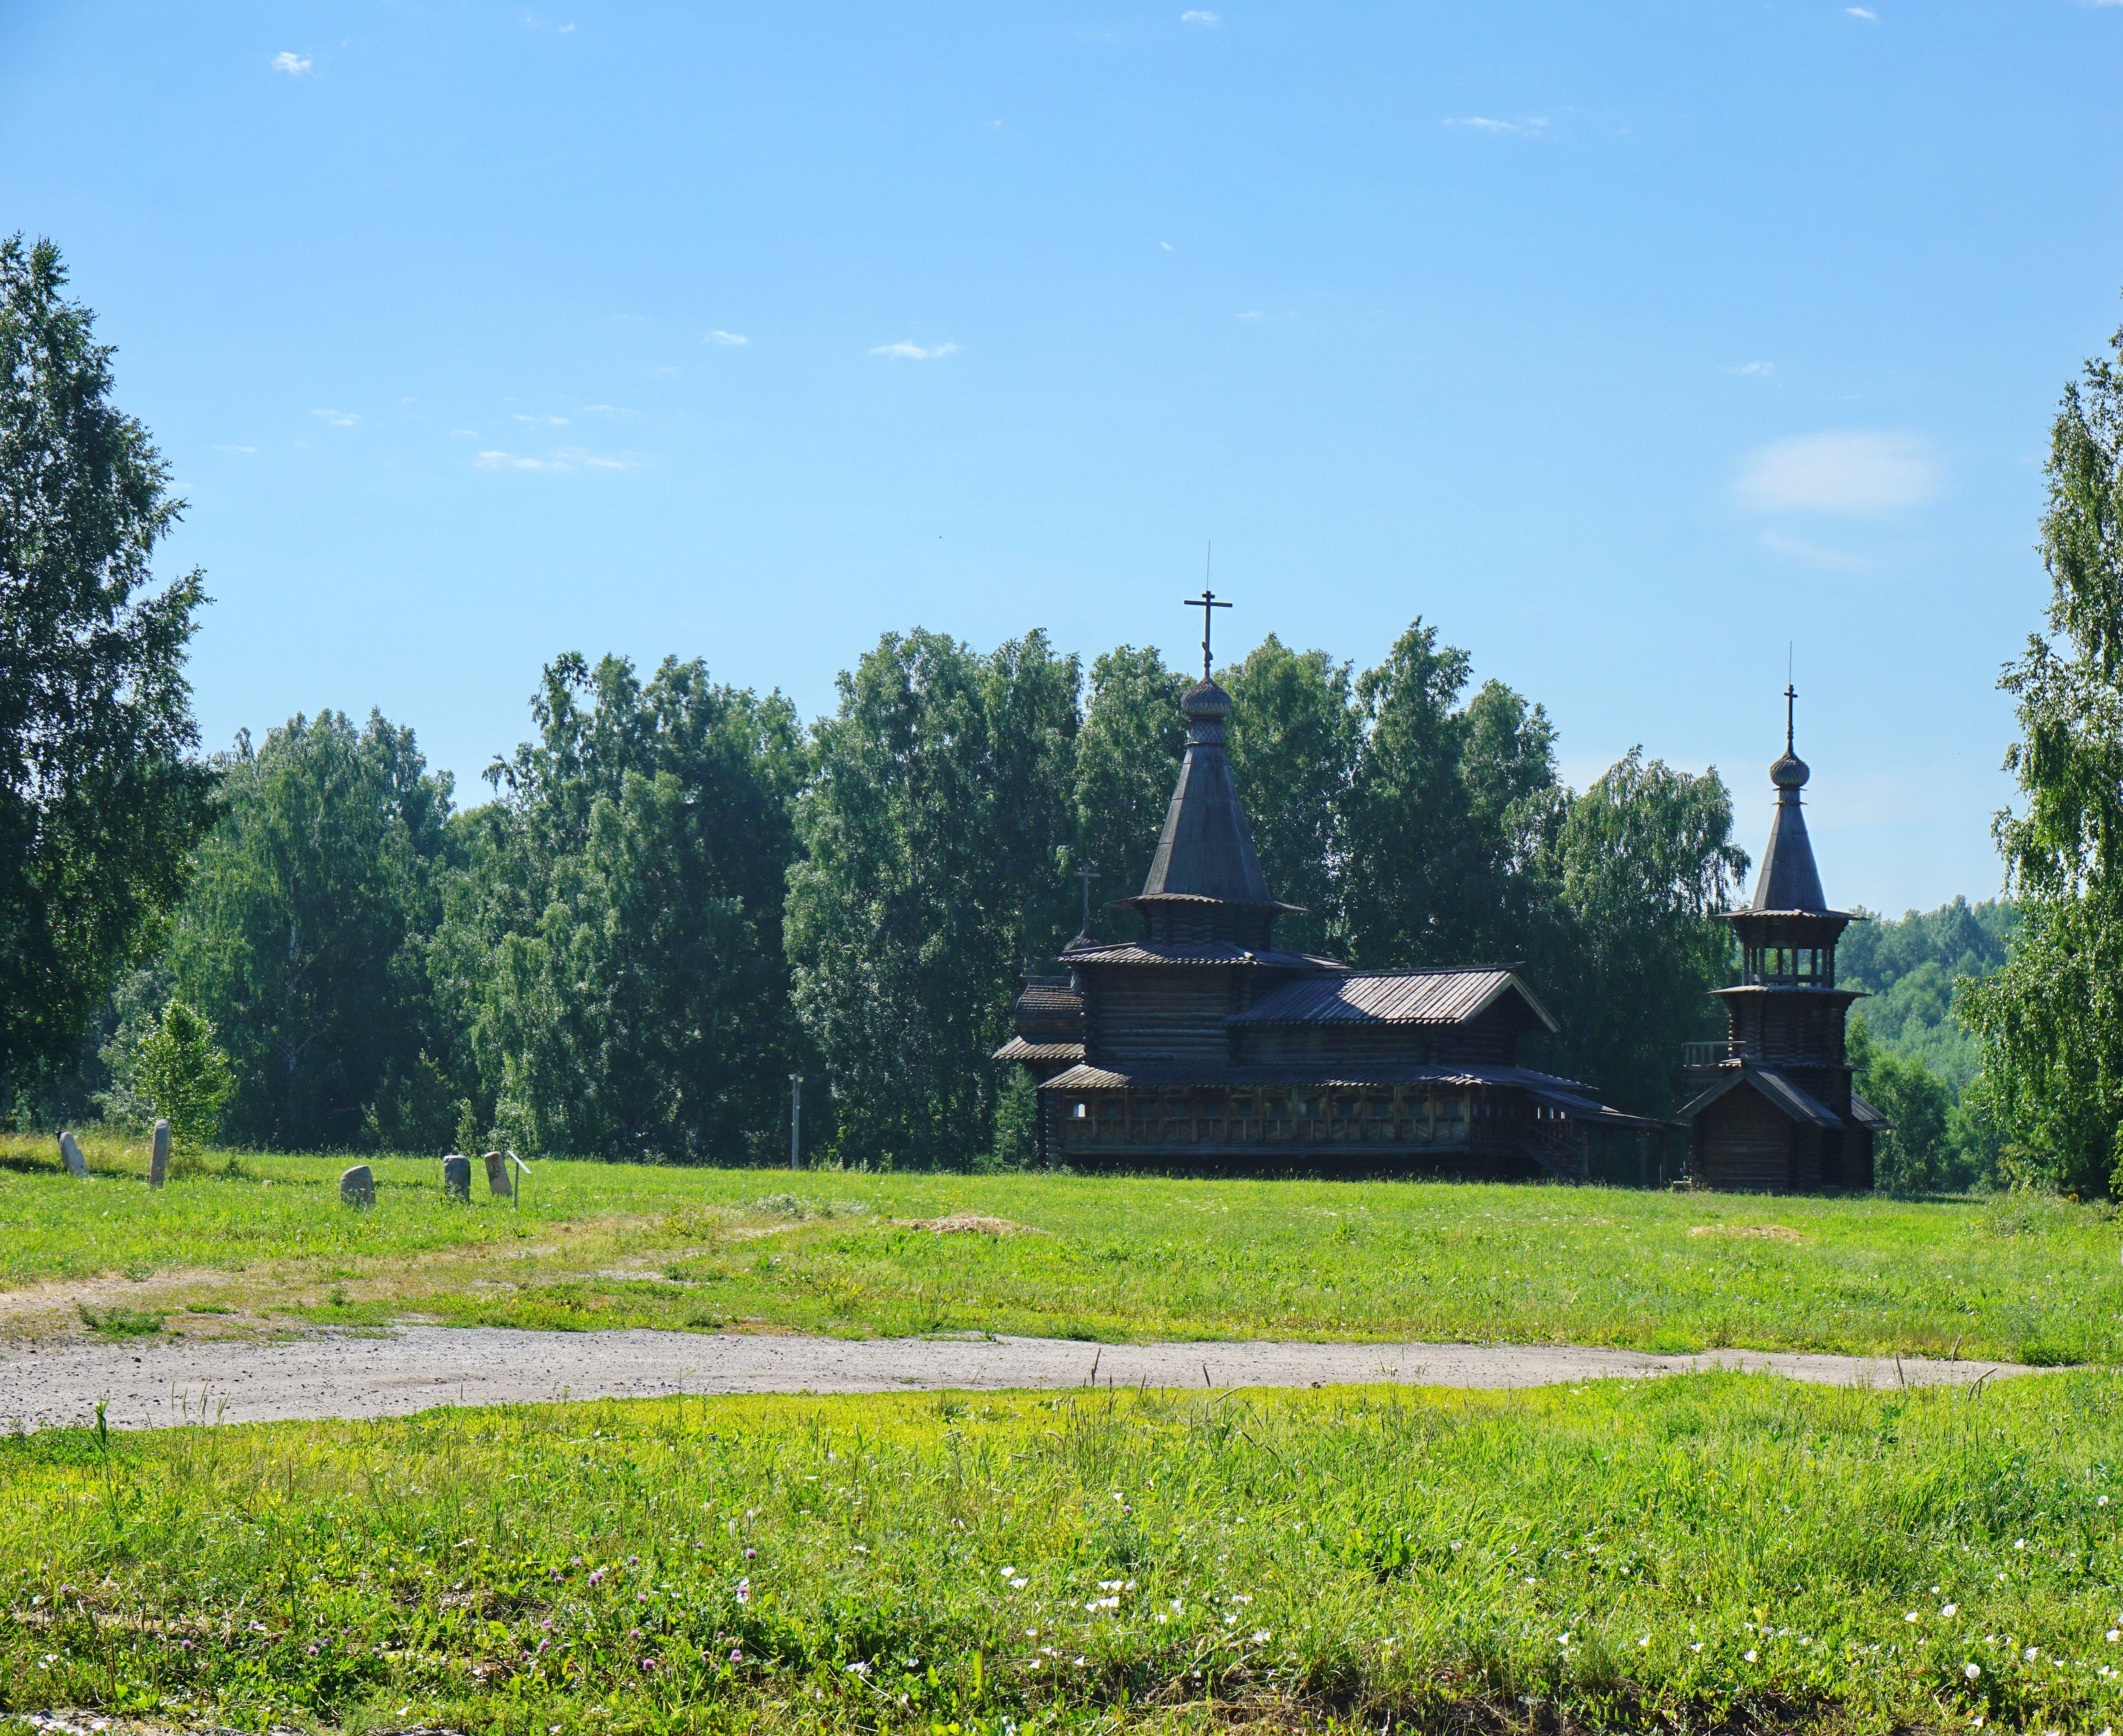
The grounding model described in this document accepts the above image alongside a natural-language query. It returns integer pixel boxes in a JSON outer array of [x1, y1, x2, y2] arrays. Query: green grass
[[3, 1132, 2119, 1362], [4, 1373, 2121, 1732]]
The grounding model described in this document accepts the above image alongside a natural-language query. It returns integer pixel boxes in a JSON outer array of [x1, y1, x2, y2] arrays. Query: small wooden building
[[1674, 708, 1887, 1191], [995, 674, 1657, 1177]]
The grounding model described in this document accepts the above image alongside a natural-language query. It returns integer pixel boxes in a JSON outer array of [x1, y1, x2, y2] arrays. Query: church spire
[[1137, 676, 1275, 904], [1750, 686, 1829, 913]]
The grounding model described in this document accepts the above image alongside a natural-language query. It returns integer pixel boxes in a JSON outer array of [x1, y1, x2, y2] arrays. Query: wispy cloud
[[212, 444, 257, 454], [450, 428, 480, 438], [311, 408, 359, 427], [1237, 310, 1264, 320], [1761, 531, 1870, 573], [1725, 360, 1776, 378], [1180, 9, 1220, 23], [522, 15, 578, 30], [272, 50, 313, 75], [869, 340, 959, 360], [644, 365, 681, 378], [577, 404, 633, 418], [1159, 241, 1173, 251], [1845, 6, 1878, 18], [1738, 431, 1942, 516], [707, 330, 748, 346], [1445, 115, 1548, 135], [512, 413, 570, 427], [474, 447, 638, 473]]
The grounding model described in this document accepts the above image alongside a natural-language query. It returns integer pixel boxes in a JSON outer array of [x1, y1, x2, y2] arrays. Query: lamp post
[[789, 1073, 803, 1171]]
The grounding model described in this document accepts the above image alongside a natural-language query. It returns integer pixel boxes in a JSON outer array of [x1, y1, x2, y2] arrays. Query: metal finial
[[1784, 682, 1797, 755], [1182, 584, 1231, 681], [1073, 864, 1100, 934]]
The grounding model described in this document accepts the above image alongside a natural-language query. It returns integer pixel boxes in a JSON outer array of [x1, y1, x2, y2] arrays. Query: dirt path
[[0, 1326, 2040, 1431]]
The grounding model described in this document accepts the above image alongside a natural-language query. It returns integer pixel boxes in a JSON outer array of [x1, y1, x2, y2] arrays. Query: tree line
[[26, 624, 1751, 1168]]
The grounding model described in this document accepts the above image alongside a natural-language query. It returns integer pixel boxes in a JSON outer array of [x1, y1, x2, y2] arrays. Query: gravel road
[[0, 1326, 2038, 1431]]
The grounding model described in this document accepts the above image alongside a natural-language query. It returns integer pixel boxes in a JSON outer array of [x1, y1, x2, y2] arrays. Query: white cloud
[[1845, 6, 1878, 17], [707, 330, 748, 346], [1738, 431, 1942, 516], [311, 408, 359, 427], [1761, 532, 1870, 573], [577, 404, 632, 418], [475, 446, 638, 473], [869, 340, 958, 360], [1725, 361, 1776, 378], [212, 444, 257, 454], [645, 365, 681, 378], [512, 413, 570, 426], [1159, 241, 1173, 251], [1180, 9, 1220, 23], [450, 428, 480, 438], [1237, 310, 1264, 320], [1445, 115, 1548, 135], [272, 51, 313, 76]]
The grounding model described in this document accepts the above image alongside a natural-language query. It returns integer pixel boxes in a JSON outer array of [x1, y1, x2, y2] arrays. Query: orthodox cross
[[1784, 682, 1797, 753], [1073, 865, 1100, 934], [1182, 588, 1231, 681]]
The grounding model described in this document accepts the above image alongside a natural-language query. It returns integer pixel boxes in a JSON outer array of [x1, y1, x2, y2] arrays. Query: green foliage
[[986, 1066, 1038, 1170], [1220, 633, 1361, 957], [1338, 620, 1494, 965], [6, 1377, 2123, 1733], [1533, 751, 1748, 1115], [1962, 301, 2123, 1198], [0, 236, 217, 1100], [1841, 896, 2017, 1092], [160, 710, 456, 1152], [443, 653, 803, 1164], [1847, 1018, 1954, 1193], [130, 997, 231, 1155], [787, 629, 1079, 1169], [1069, 644, 1185, 942], [73, 1302, 163, 1338]]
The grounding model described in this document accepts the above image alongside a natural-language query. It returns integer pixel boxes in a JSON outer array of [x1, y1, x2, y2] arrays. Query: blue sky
[[6, 2, 2121, 914]]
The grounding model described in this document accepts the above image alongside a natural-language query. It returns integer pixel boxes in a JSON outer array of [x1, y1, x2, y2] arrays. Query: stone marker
[[149, 1119, 171, 1190], [340, 1164, 376, 1208], [441, 1154, 471, 1200], [58, 1130, 87, 1179], [483, 1149, 512, 1199]]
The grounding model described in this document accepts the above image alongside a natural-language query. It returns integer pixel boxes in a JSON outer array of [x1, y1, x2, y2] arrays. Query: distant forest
[[1840, 898, 2018, 1192], [24, 626, 1765, 1170]]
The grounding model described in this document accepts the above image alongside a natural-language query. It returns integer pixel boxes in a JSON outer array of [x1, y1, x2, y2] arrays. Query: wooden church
[[1673, 694, 1888, 1191], [994, 607, 1658, 1177]]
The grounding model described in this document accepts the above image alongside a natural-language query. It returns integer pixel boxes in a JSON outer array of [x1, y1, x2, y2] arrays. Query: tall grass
[[2, 1136, 2117, 1361], [4, 1373, 2120, 1732]]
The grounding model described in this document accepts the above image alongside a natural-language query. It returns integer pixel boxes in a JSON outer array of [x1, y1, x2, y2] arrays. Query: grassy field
[[2, 1131, 2119, 1363], [4, 1371, 2120, 1733]]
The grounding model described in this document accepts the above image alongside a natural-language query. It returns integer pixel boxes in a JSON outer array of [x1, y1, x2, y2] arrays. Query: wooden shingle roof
[[1229, 968, 1559, 1034]]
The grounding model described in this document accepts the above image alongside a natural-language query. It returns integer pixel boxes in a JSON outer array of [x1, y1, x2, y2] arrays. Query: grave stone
[[340, 1164, 376, 1208], [483, 1149, 512, 1198], [149, 1119, 170, 1190], [58, 1130, 87, 1179], [441, 1154, 472, 1200]]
